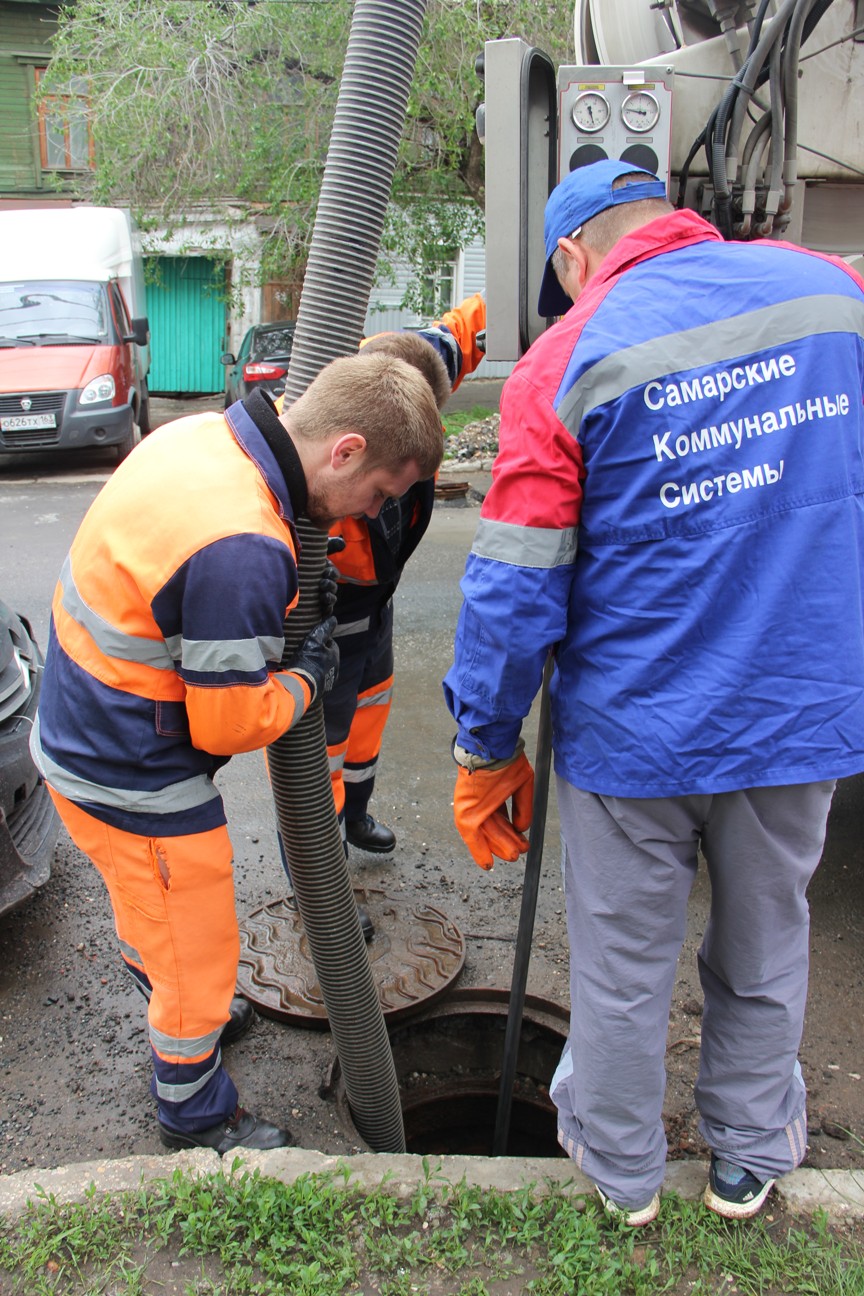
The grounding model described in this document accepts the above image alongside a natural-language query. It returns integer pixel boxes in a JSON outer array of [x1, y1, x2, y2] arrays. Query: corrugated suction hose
[[267, 0, 428, 1154]]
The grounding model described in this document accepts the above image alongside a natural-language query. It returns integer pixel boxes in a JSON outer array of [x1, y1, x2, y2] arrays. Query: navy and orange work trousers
[[326, 599, 394, 829], [47, 788, 239, 1133]]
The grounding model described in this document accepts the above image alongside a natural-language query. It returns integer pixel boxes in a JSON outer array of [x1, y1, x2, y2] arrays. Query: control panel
[[558, 65, 674, 185]]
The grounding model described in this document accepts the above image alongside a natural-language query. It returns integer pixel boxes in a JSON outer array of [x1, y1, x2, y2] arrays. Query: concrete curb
[[1, 1151, 862, 1223]]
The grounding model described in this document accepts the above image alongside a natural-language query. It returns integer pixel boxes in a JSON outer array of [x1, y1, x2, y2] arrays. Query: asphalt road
[[1, 396, 863, 1179]]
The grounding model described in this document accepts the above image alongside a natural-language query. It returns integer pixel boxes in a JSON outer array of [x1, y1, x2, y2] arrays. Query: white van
[[0, 207, 151, 461]]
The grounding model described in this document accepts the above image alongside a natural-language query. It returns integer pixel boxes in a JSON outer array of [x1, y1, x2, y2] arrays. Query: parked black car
[[221, 321, 297, 406], [0, 600, 59, 917]]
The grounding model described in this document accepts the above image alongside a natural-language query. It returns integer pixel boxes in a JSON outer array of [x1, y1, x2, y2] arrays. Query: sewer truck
[[480, 0, 864, 360]]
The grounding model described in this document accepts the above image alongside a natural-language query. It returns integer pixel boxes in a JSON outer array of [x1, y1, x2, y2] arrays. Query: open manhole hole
[[325, 987, 570, 1158]]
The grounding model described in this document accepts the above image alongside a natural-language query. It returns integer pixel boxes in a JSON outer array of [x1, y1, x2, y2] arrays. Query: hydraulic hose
[[780, 0, 822, 210], [267, 0, 428, 1154], [708, 0, 798, 233]]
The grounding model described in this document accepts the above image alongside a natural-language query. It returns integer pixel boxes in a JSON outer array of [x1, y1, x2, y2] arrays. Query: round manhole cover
[[236, 888, 465, 1027]]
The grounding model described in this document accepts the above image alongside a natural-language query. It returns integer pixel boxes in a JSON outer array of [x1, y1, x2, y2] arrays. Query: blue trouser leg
[[326, 601, 394, 824]]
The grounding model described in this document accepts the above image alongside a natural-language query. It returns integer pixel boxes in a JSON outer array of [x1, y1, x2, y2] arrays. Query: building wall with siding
[[0, 2, 59, 200], [363, 234, 514, 383]]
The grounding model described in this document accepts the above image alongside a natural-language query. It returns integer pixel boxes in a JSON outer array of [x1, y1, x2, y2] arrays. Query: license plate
[[0, 413, 57, 431]]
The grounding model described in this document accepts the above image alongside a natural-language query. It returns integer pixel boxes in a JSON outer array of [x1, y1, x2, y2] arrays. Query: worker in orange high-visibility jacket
[[323, 295, 486, 868], [30, 352, 444, 1156], [274, 294, 487, 937]]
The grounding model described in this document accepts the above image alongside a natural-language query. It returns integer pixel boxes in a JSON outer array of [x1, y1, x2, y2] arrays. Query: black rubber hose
[[492, 656, 555, 1156], [268, 0, 428, 1155]]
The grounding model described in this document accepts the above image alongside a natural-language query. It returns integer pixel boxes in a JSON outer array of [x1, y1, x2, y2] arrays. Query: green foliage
[[2, 1170, 864, 1296], [36, 0, 576, 296], [442, 405, 495, 437]]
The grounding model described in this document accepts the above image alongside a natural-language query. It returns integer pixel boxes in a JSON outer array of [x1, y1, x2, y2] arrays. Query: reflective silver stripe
[[471, 517, 578, 568], [119, 938, 144, 966], [357, 684, 392, 709], [150, 1022, 223, 1059], [557, 293, 864, 437], [31, 713, 221, 814], [334, 574, 379, 587], [177, 634, 285, 674], [152, 1051, 223, 1102], [275, 671, 308, 720], [329, 751, 345, 773], [334, 617, 371, 638], [344, 761, 377, 783], [59, 556, 175, 670]]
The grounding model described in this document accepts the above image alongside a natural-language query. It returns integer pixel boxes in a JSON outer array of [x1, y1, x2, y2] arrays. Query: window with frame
[[418, 252, 456, 321], [34, 68, 94, 171]]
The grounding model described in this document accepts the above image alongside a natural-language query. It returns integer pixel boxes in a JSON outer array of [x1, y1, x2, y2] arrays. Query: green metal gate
[[144, 256, 226, 394]]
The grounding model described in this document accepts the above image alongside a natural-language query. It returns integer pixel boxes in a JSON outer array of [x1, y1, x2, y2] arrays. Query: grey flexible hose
[[739, 108, 773, 233], [268, 0, 428, 1154], [781, 0, 820, 209], [758, 30, 787, 233], [724, 0, 798, 187]]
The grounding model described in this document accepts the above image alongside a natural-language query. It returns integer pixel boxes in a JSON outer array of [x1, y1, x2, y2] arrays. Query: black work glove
[[320, 534, 345, 617], [287, 616, 340, 704], [319, 563, 339, 617]]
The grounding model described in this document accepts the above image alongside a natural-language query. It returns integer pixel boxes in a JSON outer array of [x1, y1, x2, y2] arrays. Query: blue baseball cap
[[538, 159, 668, 317]]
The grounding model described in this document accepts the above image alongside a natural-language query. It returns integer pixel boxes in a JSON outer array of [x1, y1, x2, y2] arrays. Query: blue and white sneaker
[[703, 1155, 775, 1219]]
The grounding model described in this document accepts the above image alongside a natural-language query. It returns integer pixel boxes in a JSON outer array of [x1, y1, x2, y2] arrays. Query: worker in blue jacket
[[444, 160, 864, 1225]]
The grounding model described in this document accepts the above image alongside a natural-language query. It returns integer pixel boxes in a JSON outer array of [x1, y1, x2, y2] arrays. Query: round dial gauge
[[621, 91, 660, 134], [572, 91, 611, 134]]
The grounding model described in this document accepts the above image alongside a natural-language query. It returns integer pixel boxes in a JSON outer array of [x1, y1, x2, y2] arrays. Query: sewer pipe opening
[[325, 990, 570, 1159]]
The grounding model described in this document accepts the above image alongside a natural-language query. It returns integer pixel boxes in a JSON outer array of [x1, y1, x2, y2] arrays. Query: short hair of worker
[[288, 352, 444, 479], [551, 172, 674, 285], [360, 330, 451, 411]]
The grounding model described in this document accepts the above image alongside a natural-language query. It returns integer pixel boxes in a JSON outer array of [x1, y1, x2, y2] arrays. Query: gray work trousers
[[550, 777, 835, 1208]]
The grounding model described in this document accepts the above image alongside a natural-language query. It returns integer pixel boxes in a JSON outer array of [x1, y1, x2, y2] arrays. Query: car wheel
[[138, 382, 152, 437], [116, 420, 142, 463]]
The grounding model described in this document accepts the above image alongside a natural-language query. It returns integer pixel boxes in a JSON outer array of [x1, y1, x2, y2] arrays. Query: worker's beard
[[304, 483, 341, 532], [305, 464, 372, 531]]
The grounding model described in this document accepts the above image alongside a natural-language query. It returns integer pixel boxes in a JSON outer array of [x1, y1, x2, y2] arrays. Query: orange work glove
[[453, 750, 535, 871]]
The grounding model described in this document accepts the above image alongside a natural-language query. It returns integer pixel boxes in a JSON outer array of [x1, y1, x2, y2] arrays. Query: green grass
[[442, 405, 496, 438], [1, 1162, 863, 1295]]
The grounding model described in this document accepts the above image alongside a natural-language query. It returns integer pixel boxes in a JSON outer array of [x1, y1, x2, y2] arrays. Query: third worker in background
[[328, 293, 487, 868], [444, 160, 864, 1225]]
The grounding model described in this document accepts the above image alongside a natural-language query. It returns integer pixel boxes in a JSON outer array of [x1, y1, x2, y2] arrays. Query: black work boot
[[356, 903, 375, 942], [131, 980, 254, 1046], [345, 814, 396, 854], [221, 995, 255, 1046], [284, 892, 375, 942], [158, 1106, 295, 1154]]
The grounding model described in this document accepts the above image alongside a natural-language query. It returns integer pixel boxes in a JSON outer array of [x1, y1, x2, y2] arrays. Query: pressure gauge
[[572, 91, 611, 134], [621, 91, 660, 134]]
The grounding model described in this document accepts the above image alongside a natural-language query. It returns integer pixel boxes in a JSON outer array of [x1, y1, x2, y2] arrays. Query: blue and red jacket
[[31, 391, 315, 835], [444, 211, 864, 797]]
